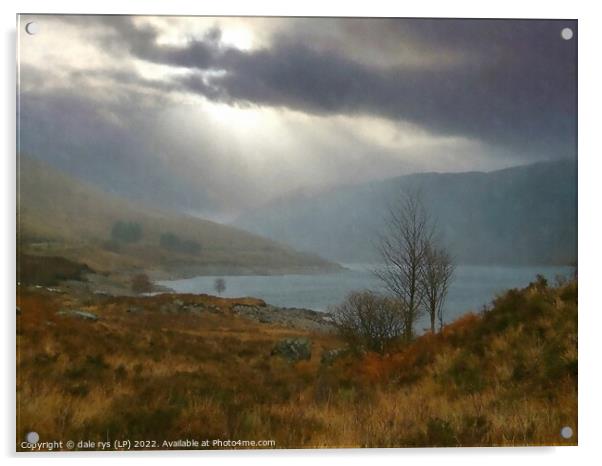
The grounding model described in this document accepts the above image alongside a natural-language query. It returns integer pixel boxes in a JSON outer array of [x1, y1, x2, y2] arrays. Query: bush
[[111, 221, 142, 243], [445, 351, 484, 394], [331, 290, 404, 354], [131, 274, 153, 294]]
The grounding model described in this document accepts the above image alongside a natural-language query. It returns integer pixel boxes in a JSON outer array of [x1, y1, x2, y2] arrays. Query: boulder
[[159, 301, 182, 314], [271, 338, 312, 362]]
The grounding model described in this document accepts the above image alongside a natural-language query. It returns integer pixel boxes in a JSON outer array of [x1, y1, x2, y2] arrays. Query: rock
[[159, 302, 179, 314], [232, 304, 335, 332], [56, 309, 99, 321], [271, 338, 312, 362], [160, 299, 215, 314], [45, 287, 63, 293], [321, 347, 347, 366], [186, 304, 205, 314], [126, 307, 143, 314]]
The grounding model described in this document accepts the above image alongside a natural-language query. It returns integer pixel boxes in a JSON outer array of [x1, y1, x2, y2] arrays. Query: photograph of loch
[[17, 15, 577, 450]]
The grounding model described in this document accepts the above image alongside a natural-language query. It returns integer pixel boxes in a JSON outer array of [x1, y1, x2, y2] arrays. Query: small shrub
[[542, 341, 569, 380], [560, 281, 578, 302], [331, 290, 404, 354], [131, 274, 153, 294], [532, 274, 548, 291], [446, 351, 484, 394]]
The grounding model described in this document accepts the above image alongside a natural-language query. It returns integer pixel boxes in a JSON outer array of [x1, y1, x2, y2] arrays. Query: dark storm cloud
[[18, 87, 229, 215], [93, 17, 577, 159], [18, 16, 578, 219]]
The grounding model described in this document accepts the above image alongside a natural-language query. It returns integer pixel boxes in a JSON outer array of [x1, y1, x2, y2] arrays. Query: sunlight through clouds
[[17, 14, 576, 217]]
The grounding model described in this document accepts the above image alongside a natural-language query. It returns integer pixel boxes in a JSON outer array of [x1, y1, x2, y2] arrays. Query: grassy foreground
[[16, 278, 577, 449]]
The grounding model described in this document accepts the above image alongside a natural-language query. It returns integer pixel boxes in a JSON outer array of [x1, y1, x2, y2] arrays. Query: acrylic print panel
[[16, 15, 577, 451]]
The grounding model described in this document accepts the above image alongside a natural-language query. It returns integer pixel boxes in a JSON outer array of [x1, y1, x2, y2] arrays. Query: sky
[[18, 15, 577, 220]]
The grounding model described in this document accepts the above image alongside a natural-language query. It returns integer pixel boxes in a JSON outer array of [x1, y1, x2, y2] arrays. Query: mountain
[[234, 159, 577, 265], [17, 156, 342, 277]]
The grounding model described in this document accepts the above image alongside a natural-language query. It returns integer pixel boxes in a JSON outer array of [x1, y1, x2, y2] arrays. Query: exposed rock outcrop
[[232, 304, 335, 332], [271, 338, 312, 362]]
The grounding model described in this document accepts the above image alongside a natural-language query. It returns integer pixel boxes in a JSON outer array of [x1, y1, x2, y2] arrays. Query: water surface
[[159, 264, 573, 327]]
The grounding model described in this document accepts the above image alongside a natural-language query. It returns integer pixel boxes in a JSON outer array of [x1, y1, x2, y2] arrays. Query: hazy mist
[[18, 16, 577, 221]]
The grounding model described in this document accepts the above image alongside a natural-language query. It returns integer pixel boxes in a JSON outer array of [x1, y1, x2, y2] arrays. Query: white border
[[3, 1, 601, 465]]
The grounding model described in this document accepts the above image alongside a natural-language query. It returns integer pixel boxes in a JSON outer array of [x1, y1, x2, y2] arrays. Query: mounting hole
[[561, 27, 573, 41], [25, 22, 39, 35], [25, 431, 39, 443], [560, 426, 573, 439]]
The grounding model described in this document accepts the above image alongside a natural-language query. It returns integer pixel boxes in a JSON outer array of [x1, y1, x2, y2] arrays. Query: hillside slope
[[235, 159, 577, 265], [325, 275, 578, 446], [17, 156, 341, 277]]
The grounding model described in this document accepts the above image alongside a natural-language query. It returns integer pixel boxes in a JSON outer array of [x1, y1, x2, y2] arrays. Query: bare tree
[[331, 290, 405, 354], [420, 242, 455, 332], [375, 189, 433, 341], [214, 277, 226, 295]]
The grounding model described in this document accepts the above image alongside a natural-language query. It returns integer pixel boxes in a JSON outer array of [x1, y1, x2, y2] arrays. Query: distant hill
[[17, 156, 342, 277], [234, 159, 577, 265]]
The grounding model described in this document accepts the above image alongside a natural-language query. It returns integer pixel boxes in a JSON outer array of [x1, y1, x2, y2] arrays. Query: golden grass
[[16, 279, 577, 450]]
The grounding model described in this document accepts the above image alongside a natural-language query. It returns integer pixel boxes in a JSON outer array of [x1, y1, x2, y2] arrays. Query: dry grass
[[16, 278, 577, 450]]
